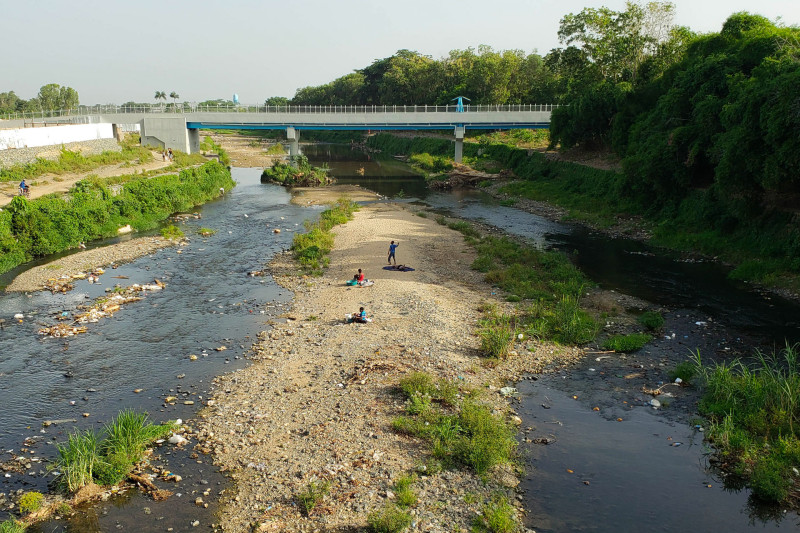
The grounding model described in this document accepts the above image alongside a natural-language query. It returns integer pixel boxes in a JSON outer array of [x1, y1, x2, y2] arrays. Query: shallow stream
[[1, 144, 798, 530]]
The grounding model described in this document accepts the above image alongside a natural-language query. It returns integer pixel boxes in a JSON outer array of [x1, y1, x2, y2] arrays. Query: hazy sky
[[3, 0, 799, 105]]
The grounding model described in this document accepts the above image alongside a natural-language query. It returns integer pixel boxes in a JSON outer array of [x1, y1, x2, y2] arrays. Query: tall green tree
[[0, 91, 24, 113]]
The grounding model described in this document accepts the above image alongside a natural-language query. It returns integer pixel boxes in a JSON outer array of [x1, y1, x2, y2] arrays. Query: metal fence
[[1, 103, 559, 121]]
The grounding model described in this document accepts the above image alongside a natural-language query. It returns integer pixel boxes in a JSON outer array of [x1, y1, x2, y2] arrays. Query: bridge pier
[[139, 117, 194, 154], [287, 127, 300, 161], [454, 125, 465, 163]]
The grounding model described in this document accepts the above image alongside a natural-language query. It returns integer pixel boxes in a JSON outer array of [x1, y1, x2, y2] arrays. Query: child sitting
[[354, 307, 368, 323]]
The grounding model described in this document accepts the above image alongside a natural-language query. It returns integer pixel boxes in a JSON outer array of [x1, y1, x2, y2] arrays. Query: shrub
[[295, 480, 330, 516], [160, 225, 184, 240], [261, 155, 332, 187], [0, 160, 234, 276], [602, 333, 652, 352], [669, 361, 698, 384], [18, 491, 44, 514], [367, 503, 412, 533], [638, 311, 665, 330]]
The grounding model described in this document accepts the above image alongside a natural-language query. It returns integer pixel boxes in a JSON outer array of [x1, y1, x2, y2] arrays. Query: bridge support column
[[454, 125, 465, 163], [139, 117, 192, 153], [287, 127, 300, 162]]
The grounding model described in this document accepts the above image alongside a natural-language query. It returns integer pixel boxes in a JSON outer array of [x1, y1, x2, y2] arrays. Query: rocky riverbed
[[4, 237, 176, 292], [196, 200, 582, 532]]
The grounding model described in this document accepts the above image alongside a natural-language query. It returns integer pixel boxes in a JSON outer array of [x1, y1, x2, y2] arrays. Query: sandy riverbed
[[196, 198, 581, 532]]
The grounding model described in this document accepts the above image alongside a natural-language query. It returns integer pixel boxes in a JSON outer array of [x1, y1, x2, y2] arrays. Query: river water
[[1, 145, 798, 531], [303, 143, 800, 532], [0, 168, 312, 530]]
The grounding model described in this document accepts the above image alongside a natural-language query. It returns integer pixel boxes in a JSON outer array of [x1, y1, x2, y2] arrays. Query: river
[[1, 144, 799, 531]]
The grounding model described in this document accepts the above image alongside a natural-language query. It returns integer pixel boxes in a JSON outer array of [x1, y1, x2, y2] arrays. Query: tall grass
[[53, 429, 102, 492], [291, 197, 359, 273], [51, 410, 173, 493], [695, 344, 800, 502]]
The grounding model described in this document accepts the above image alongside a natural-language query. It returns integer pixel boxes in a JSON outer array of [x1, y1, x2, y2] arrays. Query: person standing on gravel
[[388, 240, 399, 265]]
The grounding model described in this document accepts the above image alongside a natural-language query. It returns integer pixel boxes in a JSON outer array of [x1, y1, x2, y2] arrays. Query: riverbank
[[4, 236, 177, 292], [197, 199, 581, 531]]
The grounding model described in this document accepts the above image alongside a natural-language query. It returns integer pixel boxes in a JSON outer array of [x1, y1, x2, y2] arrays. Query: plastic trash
[[650, 399, 661, 408], [674, 377, 683, 384], [499, 386, 518, 397]]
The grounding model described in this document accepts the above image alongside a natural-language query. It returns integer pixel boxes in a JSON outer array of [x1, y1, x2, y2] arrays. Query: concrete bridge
[[2, 104, 555, 163]]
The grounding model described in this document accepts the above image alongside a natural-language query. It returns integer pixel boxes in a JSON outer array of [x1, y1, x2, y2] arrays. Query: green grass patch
[[160, 225, 184, 240], [294, 479, 330, 516], [0, 134, 152, 184], [477, 313, 516, 359], [637, 311, 665, 331], [669, 361, 698, 384], [291, 197, 359, 274], [197, 227, 216, 237], [0, 520, 26, 533], [50, 410, 173, 493], [393, 373, 515, 475], [472, 494, 518, 533], [367, 503, 413, 533], [265, 143, 285, 155], [393, 474, 417, 508], [18, 491, 44, 514], [695, 344, 800, 503], [602, 333, 652, 352]]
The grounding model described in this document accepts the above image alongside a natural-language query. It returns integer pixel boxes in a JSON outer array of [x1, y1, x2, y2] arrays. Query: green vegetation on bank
[[0, 160, 234, 274], [0, 135, 153, 183], [433, 214, 598, 347], [261, 155, 332, 187], [694, 345, 800, 504], [291, 197, 359, 274], [51, 410, 173, 492], [393, 371, 516, 475], [370, 131, 799, 291], [0, 519, 26, 533]]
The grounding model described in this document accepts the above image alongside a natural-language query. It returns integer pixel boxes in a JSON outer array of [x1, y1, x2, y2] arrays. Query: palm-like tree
[[154, 91, 166, 110], [169, 91, 180, 109]]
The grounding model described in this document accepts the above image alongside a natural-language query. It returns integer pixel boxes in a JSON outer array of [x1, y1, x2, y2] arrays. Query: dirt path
[[197, 200, 579, 532], [0, 151, 173, 207]]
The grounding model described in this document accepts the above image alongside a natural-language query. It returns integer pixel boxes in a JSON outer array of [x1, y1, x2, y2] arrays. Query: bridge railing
[[0, 103, 559, 121]]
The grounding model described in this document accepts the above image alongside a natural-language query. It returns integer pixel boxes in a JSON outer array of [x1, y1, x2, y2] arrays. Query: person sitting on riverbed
[[354, 307, 368, 323], [356, 268, 365, 284]]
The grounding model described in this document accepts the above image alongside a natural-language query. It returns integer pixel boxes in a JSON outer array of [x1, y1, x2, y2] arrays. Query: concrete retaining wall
[[0, 123, 114, 150]]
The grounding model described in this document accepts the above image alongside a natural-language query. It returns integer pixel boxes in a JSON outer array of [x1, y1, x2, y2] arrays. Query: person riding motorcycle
[[19, 180, 30, 197]]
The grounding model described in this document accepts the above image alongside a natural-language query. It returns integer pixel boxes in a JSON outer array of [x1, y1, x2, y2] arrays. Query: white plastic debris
[[674, 377, 683, 384]]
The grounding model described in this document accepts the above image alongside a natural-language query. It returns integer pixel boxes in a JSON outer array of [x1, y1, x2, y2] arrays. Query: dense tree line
[[285, 46, 558, 106], [277, 3, 799, 271], [0, 83, 79, 114]]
